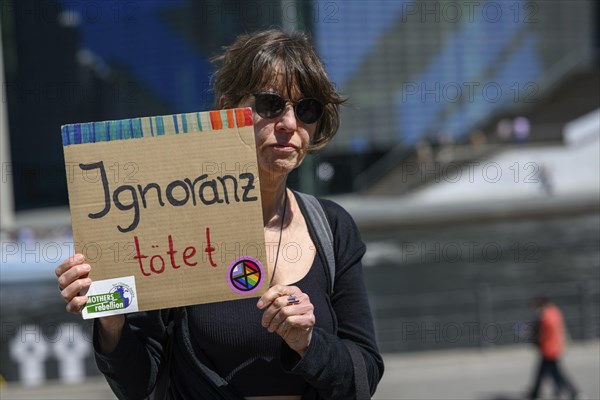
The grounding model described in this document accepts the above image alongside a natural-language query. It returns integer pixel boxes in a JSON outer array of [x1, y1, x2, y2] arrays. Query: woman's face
[[236, 83, 317, 181]]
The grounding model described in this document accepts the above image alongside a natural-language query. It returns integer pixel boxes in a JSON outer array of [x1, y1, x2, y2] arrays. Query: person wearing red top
[[528, 297, 582, 400]]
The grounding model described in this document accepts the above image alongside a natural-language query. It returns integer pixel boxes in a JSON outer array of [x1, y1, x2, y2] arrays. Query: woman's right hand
[[56, 254, 92, 314], [56, 254, 124, 352]]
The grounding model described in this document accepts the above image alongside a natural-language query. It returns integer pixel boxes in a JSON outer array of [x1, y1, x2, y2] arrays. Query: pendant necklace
[[269, 189, 288, 287]]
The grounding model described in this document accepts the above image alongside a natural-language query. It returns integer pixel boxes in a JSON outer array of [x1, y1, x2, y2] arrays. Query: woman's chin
[[259, 158, 301, 180]]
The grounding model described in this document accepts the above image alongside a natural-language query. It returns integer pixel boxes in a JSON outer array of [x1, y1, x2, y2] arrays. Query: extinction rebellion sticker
[[82, 276, 138, 319]]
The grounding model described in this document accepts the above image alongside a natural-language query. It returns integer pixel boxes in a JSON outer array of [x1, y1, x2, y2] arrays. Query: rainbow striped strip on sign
[[61, 108, 253, 146]]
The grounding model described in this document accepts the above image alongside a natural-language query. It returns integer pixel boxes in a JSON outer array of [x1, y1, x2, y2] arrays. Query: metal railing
[[370, 280, 600, 353]]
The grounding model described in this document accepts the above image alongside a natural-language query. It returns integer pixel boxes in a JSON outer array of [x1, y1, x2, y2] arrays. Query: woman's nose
[[276, 105, 298, 131]]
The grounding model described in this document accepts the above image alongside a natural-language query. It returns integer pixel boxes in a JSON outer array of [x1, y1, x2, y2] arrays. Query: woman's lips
[[271, 144, 297, 152]]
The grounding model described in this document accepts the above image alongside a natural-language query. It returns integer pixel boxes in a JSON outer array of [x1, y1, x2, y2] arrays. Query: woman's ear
[[219, 95, 227, 109]]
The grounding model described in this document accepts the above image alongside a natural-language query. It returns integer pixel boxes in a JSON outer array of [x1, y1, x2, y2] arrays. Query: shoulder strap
[[294, 191, 372, 399], [293, 191, 335, 296], [343, 340, 372, 400], [150, 308, 240, 400], [150, 308, 181, 400]]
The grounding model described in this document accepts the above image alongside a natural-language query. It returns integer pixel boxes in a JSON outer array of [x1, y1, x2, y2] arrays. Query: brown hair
[[211, 29, 345, 152]]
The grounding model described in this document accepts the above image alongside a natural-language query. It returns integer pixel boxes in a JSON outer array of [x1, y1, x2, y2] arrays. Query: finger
[[257, 285, 301, 309], [269, 302, 313, 333], [264, 294, 312, 332], [55, 254, 85, 278], [60, 277, 92, 303], [261, 292, 306, 326], [57, 263, 91, 291], [66, 295, 88, 314], [276, 314, 315, 338], [261, 295, 290, 329]]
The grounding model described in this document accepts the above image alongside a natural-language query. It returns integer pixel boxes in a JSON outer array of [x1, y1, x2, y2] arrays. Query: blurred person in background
[[536, 164, 553, 196], [528, 297, 583, 400], [55, 29, 383, 399]]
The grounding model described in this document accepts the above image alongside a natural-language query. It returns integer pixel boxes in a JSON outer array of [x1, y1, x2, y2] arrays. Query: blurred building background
[[1, 0, 599, 398]]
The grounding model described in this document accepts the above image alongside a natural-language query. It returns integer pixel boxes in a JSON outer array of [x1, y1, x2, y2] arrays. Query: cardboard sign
[[62, 108, 267, 319]]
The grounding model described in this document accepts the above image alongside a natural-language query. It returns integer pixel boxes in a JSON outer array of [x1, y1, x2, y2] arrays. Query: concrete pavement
[[1, 340, 598, 400], [375, 340, 600, 400]]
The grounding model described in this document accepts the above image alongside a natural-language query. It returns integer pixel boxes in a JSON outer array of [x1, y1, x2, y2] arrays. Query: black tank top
[[186, 254, 336, 396]]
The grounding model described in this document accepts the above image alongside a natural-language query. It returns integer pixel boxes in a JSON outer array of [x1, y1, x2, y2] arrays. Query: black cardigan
[[94, 197, 384, 399]]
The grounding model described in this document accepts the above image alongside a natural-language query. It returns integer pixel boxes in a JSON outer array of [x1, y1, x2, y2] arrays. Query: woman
[[56, 29, 383, 399]]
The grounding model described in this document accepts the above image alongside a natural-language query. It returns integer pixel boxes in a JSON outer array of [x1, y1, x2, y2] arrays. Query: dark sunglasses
[[251, 92, 324, 124]]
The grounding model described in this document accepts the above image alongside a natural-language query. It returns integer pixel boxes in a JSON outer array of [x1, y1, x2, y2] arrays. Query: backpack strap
[[149, 308, 181, 400], [294, 190, 372, 399], [343, 340, 372, 400], [293, 191, 336, 296], [150, 308, 240, 400]]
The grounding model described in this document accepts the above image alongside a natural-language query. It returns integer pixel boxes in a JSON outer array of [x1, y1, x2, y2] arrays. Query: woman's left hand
[[257, 285, 315, 357]]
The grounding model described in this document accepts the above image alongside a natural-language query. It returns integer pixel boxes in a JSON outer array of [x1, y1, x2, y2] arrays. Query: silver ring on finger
[[287, 295, 301, 306]]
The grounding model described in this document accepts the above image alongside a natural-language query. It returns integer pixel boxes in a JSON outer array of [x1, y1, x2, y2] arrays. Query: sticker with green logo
[[82, 276, 138, 319]]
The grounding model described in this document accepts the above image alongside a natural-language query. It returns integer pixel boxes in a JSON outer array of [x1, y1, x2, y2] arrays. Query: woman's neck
[[260, 174, 288, 227]]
